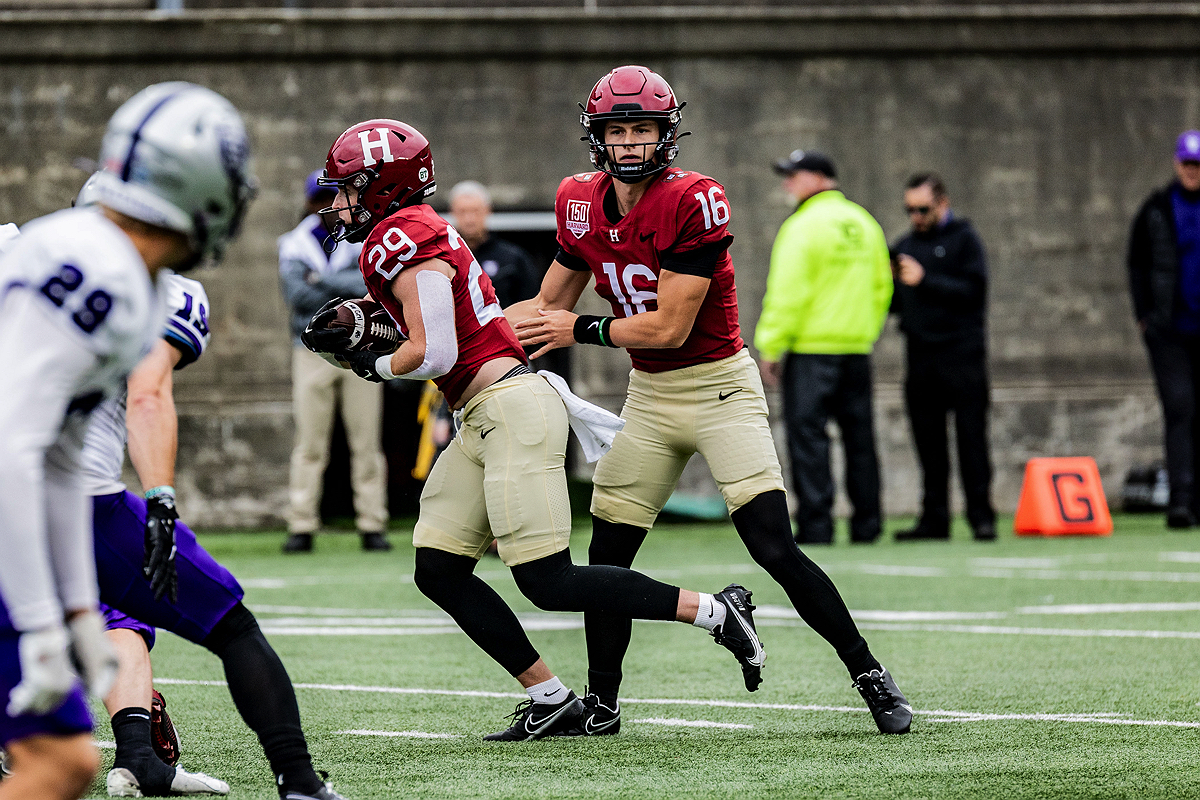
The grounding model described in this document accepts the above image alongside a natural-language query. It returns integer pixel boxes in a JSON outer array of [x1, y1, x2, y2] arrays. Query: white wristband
[[374, 353, 396, 380]]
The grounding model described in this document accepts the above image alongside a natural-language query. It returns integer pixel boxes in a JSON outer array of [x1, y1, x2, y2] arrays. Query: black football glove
[[142, 488, 179, 603], [341, 349, 389, 383], [300, 298, 352, 355]]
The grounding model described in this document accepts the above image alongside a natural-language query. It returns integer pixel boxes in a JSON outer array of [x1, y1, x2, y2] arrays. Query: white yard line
[[154, 678, 1199, 731], [1160, 552, 1200, 563], [969, 568, 1200, 583], [759, 617, 1200, 640], [630, 718, 753, 729], [336, 729, 458, 738], [1016, 602, 1200, 615], [247, 602, 1199, 638], [757, 605, 1007, 622]]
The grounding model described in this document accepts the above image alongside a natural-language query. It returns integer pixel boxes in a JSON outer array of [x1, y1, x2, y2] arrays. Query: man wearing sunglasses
[[1129, 131, 1200, 529], [890, 173, 995, 542]]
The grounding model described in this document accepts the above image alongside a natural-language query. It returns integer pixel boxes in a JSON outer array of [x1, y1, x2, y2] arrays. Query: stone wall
[[0, 5, 1191, 527]]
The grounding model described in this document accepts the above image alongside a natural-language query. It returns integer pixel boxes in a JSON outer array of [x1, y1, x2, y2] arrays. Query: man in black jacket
[[1129, 131, 1200, 529], [448, 181, 541, 307], [891, 173, 996, 541]]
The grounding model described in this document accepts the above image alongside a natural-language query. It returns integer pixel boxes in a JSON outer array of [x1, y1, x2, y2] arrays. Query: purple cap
[[1177, 131, 1200, 162], [304, 169, 334, 202]]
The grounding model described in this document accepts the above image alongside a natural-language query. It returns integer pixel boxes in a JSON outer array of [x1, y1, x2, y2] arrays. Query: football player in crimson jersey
[[507, 65, 913, 735], [304, 119, 768, 741]]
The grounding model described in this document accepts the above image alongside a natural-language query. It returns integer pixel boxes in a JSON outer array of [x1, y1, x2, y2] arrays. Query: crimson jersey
[[359, 204, 525, 405], [555, 168, 744, 372]]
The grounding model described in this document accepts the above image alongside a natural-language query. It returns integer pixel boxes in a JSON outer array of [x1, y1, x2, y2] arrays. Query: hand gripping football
[[328, 299, 403, 354]]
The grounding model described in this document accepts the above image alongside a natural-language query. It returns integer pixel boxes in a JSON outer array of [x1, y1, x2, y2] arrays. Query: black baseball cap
[[773, 149, 837, 178]]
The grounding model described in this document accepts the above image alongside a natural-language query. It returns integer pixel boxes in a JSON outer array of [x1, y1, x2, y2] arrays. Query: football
[[327, 298, 403, 354]]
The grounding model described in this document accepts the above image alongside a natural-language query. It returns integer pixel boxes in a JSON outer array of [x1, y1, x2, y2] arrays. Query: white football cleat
[[107, 765, 231, 796], [106, 768, 142, 797], [171, 766, 230, 795]]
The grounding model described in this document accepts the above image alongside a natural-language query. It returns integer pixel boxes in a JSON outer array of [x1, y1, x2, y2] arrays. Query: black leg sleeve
[[202, 603, 322, 796], [581, 516, 648, 701], [731, 491, 880, 676], [510, 549, 678, 618], [413, 547, 541, 678]]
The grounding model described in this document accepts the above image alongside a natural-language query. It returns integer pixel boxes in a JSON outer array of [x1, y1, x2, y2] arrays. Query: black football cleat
[[555, 692, 620, 737], [484, 691, 584, 741], [150, 689, 181, 767], [853, 667, 913, 734], [281, 788, 348, 800], [282, 533, 314, 553], [359, 531, 392, 551], [712, 584, 766, 692], [280, 774, 349, 800]]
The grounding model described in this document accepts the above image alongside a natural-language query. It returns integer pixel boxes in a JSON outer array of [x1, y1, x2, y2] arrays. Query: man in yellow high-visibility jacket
[[755, 150, 893, 544]]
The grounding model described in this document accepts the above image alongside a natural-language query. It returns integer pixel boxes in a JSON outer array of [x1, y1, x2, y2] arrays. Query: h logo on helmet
[[358, 128, 395, 168]]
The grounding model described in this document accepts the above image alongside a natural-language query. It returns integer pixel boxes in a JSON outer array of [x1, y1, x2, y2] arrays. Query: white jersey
[[0, 208, 163, 631], [0, 223, 19, 256], [80, 274, 211, 496]]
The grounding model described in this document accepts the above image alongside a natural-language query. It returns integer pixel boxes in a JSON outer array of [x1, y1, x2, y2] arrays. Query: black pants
[[1143, 325, 1200, 511], [904, 344, 995, 532], [782, 353, 881, 543]]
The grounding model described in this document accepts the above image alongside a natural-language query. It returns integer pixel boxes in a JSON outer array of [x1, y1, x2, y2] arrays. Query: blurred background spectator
[[890, 173, 996, 542], [449, 181, 542, 307], [755, 150, 892, 545], [1129, 131, 1200, 529], [278, 170, 391, 552]]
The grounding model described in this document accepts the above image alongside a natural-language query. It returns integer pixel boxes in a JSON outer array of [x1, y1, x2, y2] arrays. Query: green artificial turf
[[86, 514, 1200, 799]]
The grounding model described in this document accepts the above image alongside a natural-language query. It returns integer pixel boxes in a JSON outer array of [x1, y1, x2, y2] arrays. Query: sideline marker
[[1014, 457, 1112, 536]]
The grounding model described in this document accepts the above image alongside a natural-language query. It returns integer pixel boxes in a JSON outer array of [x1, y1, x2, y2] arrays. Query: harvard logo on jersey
[[566, 199, 591, 239]]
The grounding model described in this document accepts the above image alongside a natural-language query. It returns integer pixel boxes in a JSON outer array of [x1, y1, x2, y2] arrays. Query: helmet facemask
[[317, 169, 378, 244], [581, 107, 685, 184]]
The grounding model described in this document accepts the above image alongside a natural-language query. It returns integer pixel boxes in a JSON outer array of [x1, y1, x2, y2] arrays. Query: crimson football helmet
[[319, 119, 436, 243], [580, 65, 687, 183]]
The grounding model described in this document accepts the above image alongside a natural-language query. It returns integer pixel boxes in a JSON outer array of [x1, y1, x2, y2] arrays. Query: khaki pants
[[288, 346, 388, 534], [591, 349, 786, 530], [413, 373, 572, 566]]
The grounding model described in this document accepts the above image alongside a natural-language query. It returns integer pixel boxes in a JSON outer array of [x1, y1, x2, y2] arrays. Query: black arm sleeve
[[555, 246, 591, 272], [659, 235, 734, 279]]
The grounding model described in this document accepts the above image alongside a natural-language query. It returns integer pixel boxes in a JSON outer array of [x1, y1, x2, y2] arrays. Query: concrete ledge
[[3, 5, 1200, 62]]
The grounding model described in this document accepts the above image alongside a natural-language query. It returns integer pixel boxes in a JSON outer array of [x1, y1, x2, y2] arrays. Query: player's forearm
[[0, 453, 64, 630], [609, 309, 693, 349], [384, 337, 434, 378], [43, 452, 100, 614], [504, 296, 544, 329], [126, 385, 178, 490]]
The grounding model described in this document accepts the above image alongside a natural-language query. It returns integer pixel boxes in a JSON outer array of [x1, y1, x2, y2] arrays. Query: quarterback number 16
[[693, 186, 729, 230]]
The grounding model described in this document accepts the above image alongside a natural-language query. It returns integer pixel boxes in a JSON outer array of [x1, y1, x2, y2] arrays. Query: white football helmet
[[76, 81, 257, 270]]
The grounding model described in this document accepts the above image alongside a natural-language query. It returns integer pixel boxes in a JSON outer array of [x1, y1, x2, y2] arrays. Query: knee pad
[[413, 548, 478, 606], [510, 550, 574, 611], [202, 602, 260, 656]]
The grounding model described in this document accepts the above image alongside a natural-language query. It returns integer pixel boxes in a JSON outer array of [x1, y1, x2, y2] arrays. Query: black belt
[[497, 363, 533, 383]]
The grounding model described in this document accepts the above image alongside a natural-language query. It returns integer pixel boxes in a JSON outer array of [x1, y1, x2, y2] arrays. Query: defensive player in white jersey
[[0, 82, 254, 800], [78, 274, 227, 797], [73, 120, 348, 799]]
